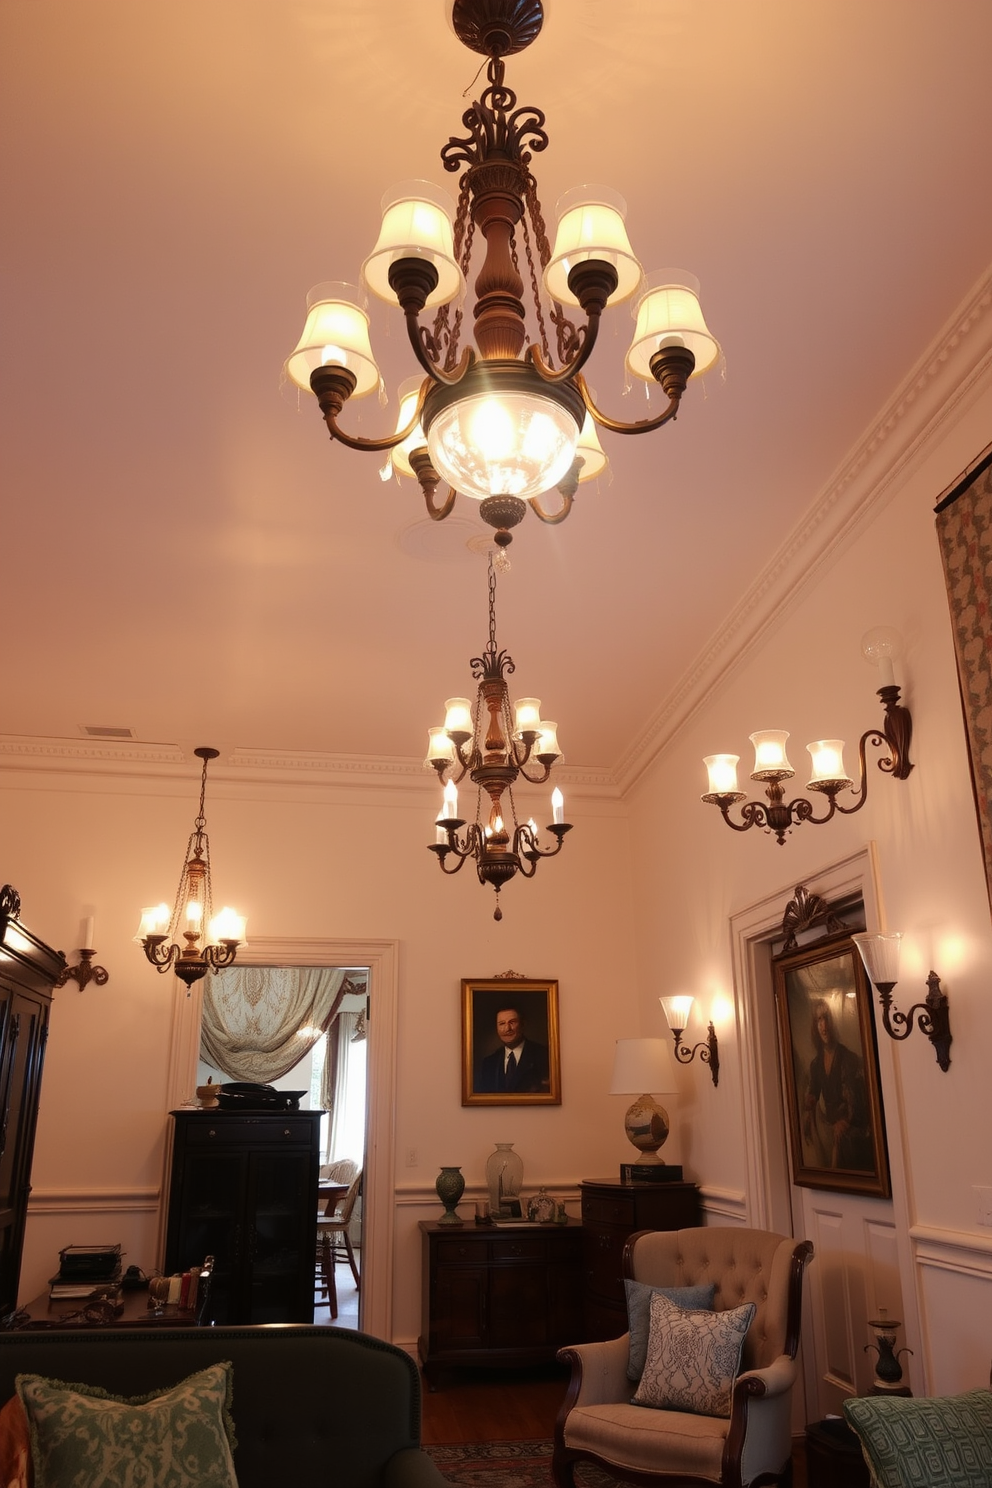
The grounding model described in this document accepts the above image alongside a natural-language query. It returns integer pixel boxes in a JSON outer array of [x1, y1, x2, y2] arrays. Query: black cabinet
[[580, 1179, 701, 1340], [418, 1220, 583, 1385], [0, 889, 62, 1317], [164, 1110, 321, 1324]]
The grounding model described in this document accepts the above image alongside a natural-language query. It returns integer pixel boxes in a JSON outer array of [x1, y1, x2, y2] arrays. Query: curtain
[[200, 965, 348, 1083], [328, 1010, 367, 1163]]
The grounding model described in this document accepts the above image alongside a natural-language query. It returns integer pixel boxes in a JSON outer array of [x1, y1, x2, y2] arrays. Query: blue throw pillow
[[625, 1278, 716, 1381]]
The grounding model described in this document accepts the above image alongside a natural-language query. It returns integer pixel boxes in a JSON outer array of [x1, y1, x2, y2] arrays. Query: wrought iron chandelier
[[425, 555, 571, 919], [285, 0, 720, 549], [136, 747, 246, 989]]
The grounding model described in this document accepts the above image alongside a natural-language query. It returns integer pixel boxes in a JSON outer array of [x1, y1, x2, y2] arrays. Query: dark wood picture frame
[[461, 977, 561, 1107], [773, 934, 891, 1198]]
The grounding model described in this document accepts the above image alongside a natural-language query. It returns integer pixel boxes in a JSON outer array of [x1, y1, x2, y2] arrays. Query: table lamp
[[610, 1037, 678, 1164]]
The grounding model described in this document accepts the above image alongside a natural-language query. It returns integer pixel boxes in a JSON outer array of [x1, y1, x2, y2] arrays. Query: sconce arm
[[516, 823, 572, 871], [142, 935, 179, 974], [877, 684, 914, 778], [428, 822, 480, 875], [672, 1023, 720, 1087], [55, 949, 110, 991], [876, 973, 951, 1070]]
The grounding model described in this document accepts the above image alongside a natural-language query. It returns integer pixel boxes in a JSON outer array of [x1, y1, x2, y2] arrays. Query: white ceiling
[[3, 0, 990, 779]]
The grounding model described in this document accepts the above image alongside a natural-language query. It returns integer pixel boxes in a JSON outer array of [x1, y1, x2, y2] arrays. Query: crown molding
[[613, 263, 992, 794]]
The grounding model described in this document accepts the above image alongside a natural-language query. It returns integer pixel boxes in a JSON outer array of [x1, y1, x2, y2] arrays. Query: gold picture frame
[[461, 977, 561, 1106]]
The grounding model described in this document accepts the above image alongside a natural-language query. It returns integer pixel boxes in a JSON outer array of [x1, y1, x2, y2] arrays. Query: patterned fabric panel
[[624, 1279, 717, 1381], [0, 1394, 31, 1488], [631, 1291, 755, 1418], [844, 1389, 992, 1488], [16, 1361, 238, 1488]]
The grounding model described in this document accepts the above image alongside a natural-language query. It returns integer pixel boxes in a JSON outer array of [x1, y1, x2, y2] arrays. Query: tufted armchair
[[553, 1226, 813, 1488]]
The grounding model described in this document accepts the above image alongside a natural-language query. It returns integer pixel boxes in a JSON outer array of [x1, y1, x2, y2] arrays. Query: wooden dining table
[[316, 1183, 349, 1318], [318, 1182, 348, 1217]]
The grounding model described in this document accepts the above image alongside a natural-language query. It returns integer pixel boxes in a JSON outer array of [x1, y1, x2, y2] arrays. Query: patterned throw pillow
[[624, 1279, 717, 1382], [16, 1361, 238, 1488], [631, 1291, 755, 1417], [843, 1389, 992, 1488]]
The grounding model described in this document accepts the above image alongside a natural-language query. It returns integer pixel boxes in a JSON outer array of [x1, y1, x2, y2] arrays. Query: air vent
[[83, 726, 135, 739]]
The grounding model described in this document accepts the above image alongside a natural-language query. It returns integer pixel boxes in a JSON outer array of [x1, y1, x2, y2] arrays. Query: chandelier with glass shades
[[284, 0, 720, 549], [425, 555, 570, 920], [136, 748, 247, 989]]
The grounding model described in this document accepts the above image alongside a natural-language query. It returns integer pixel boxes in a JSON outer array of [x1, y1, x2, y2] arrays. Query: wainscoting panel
[[21, 1188, 162, 1306], [912, 1224, 992, 1392]]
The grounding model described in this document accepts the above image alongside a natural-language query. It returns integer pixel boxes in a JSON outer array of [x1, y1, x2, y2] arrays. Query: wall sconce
[[55, 915, 109, 991], [701, 628, 913, 845], [851, 932, 952, 1072], [658, 996, 720, 1086], [610, 1038, 678, 1165]]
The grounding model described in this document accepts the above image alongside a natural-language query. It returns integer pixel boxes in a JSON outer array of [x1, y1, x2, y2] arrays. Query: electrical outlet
[[405, 1147, 418, 1168], [974, 1185, 992, 1226]]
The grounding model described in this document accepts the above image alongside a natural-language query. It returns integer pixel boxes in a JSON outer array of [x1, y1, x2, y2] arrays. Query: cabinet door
[[0, 988, 48, 1316], [488, 1260, 553, 1348], [167, 1146, 249, 1324], [245, 1146, 315, 1323], [432, 1261, 488, 1351]]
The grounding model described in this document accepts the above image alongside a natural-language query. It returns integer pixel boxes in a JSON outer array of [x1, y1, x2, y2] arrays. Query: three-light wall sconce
[[852, 931, 952, 1071], [701, 629, 913, 845], [658, 996, 720, 1087]]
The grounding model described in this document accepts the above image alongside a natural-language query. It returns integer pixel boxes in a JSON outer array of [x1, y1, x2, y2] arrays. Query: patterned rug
[[425, 1440, 618, 1488]]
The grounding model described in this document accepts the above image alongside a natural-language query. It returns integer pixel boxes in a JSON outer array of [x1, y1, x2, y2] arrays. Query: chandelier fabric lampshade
[[362, 180, 464, 308], [385, 376, 429, 479], [610, 1037, 678, 1165], [285, 282, 380, 398], [544, 185, 643, 307], [286, 0, 719, 546]]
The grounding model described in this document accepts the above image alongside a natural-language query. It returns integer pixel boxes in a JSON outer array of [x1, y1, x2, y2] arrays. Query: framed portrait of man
[[773, 934, 891, 1198], [462, 976, 561, 1106]]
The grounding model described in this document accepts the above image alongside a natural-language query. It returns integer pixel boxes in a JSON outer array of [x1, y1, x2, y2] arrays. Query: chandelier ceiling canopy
[[285, 0, 720, 548]]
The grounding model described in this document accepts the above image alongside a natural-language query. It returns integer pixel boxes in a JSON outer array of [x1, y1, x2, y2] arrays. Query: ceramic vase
[[435, 1165, 465, 1226], [486, 1142, 523, 1214]]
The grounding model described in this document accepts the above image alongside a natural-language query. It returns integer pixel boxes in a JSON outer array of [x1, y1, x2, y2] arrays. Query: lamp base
[[622, 1093, 670, 1163]]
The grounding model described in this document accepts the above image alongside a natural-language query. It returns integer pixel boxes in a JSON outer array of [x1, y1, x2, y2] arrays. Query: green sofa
[[0, 1323, 448, 1488]]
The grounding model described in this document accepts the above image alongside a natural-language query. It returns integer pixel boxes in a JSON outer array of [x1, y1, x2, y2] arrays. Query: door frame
[[165, 935, 398, 1342], [730, 844, 924, 1399]]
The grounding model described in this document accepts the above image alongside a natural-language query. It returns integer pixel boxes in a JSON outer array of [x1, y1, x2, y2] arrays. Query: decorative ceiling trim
[[613, 263, 992, 795]]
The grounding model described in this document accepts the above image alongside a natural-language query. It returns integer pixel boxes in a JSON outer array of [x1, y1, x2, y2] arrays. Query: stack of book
[[49, 1243, 122, 1300]]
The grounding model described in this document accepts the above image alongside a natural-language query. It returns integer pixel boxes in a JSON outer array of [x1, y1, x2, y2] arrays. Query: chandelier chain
[[487, 549, 498, 655], [431, 174, 474, 371], [517, 212, 553, 366], [523, 173, 579, 364]]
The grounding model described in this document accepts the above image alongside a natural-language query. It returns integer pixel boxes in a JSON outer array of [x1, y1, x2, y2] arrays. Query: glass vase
[[435, 1165, 465, 1226], [486, 1142, 524, 1215]]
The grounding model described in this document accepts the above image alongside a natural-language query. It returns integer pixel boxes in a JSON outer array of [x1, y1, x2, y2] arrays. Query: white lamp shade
[[427, 388, 582, 502], [444, 698, 473, 733], [852, 931, 902, 985], [807, 738, 852, 786], [575, 410, 609, 481], [388, 376, 429, 478], [209, 907, 246, 943], [659, 995, 694, 1033], [749, 730, 794, 779], [513, 698, 542, 734], [626, 269, 720, 382], [703, 753, 740, 795], [610, 1037, 677, 1095], [362, 180, 463, 308], [425, 726, 455, 767], [285, 282, 380, 396], [544, 185, 643, 307]]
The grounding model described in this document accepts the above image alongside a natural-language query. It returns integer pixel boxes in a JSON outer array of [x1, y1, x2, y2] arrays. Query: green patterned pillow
[[624, 1279, 717, 1381], [844, 1390, 992, 1488], [631, 1291, 755, 1417], [16, 1361, 238, 1488]]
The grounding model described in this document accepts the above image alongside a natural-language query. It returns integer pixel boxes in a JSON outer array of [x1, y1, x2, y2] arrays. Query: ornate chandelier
[[136, 748, 246, 989], [425, 556, 571, 919], [285, 0, 720, 549]]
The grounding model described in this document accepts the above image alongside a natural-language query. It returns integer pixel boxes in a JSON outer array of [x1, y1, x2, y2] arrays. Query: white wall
[[624, 306, 992, 1392], [0, 761, 643, 1345]]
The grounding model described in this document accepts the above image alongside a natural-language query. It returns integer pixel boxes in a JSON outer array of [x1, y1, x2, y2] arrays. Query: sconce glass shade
[[426, 387, 582, 502], [626, 270, 720, 383], [209, 907, 248, 943], [862, 626, 902, 689], [536, 722, 561, 759], [610, 1037, 677, 1094], [386, 376, 428, 478], [544, 185, 643, 307], [703, 753, 742, 796], [659, 995, 694, 1033], [285, 282, 380, 396], [575, 410, 609, 481], [361, 180, 463, 308], [807, 739, 853, 789], [513, 698, 542, 735], [425, 726, 455, 767], [852, 932, 903, 986], [135, 903, 170, 942], [444, 697, 473, 734], [749, 730, 794, 780]]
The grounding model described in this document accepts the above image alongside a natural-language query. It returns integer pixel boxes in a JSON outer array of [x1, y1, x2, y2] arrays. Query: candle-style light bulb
[[443, 779, 458, 818], [552, 787, 565, 825]]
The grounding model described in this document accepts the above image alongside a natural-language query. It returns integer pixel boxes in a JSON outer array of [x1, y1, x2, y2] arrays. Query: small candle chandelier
[[701, 629, 914, 845], [426, 555, 571, 920], [285, 0, 720, 550], [137, 747, 246, 990]]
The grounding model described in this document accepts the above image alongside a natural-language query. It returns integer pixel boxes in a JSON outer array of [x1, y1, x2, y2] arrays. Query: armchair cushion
[[631, 1293, 756, 1417], [843, 1389, 992, 1488], [624, 1279, 716, 1381]]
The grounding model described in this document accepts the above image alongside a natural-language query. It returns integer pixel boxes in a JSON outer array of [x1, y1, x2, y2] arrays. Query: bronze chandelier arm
[[204, 940, 238, 971], [428, 823, 482, 874], [407, 447, 457, 521], [579, 376, 683, 436], [142, 935, 179, 973], [517, 823, 572, 868], [525, 312, 602, 385], [527, 455, 582, 524], [874, 973, 951, 1070], [827, 727, 891, 817], [311, 369, 428, 453]]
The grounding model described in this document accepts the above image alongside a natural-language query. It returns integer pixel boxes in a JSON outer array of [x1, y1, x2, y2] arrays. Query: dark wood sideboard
[[418, 1219, 583, 1386], [580, 1178, 701, 1340]]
